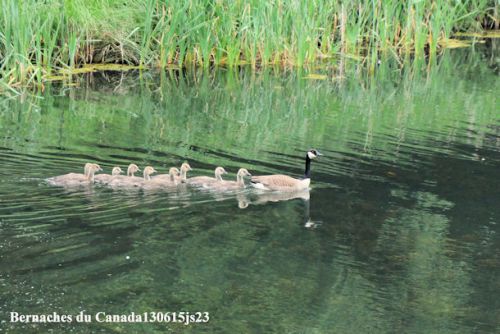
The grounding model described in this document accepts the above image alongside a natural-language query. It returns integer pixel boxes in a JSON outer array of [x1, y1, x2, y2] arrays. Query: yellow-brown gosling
[[47, 163, 102, 186], [176, 162, 192, 183], [107, 163, 143, 187], [185, 166, 227, 186], [94, 166, 123, 184], [153, 162, 191, 183], [142, 166, 157, 181], [202, 168, 251, 190], [142, 167, 180, 189]]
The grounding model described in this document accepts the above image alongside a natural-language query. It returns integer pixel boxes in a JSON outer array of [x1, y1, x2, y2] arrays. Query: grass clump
[[0, 0, 497, 88]]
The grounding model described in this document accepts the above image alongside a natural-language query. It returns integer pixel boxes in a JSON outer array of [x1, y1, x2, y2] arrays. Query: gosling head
[[169, 167, 181, 182], [84, 163, 93, 176], [214, 167, 227, 181], [143, 166, 157, 180], [180, 162, 192, 172], [127, 164, 140, 176], [215, 167, 228, 176], [86, 163, 102, 181], [237, 168, 252, 177], [307, 149, 322, 160], [111, 167, 123, 176], [91, 163, 103, 172], [169, 167, 181, 176]]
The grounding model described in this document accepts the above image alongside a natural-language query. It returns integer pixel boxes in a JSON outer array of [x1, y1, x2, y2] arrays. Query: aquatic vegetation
[[0, 0, 497, 89]]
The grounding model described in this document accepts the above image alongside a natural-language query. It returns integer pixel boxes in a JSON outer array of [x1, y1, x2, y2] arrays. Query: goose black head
[[307, 149, 322, 159]]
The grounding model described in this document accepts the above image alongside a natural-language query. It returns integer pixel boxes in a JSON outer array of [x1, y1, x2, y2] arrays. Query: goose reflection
[[302, 197, 322, 229], [245, 189, 310, 205], [236, 189, 320, 228]]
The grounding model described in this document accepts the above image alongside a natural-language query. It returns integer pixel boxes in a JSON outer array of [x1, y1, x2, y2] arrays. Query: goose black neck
[[304, 155, 311, 179]]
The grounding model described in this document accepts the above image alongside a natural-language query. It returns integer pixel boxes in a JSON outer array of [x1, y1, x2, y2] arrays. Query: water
[[0, 48, 499, 333]]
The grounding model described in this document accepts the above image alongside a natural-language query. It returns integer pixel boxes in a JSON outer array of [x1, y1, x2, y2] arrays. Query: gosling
[[94, 166, 123, 184], [142, 167, 180, 189], [153, 162, 191, 183], [47, 163, 102, 187], [185, 167, 227, 186], [202, 168, 251, 190], [107, 163, 143, 187]]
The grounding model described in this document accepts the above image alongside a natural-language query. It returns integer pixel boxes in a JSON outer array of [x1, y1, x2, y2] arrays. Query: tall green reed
[[0, 0, 496, 89]]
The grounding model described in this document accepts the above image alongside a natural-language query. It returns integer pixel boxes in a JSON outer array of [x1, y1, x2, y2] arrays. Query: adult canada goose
[[250, 149, 322, 191], [47, 163, 102, 186], [94, 166, 123, 184], [186, 167, 227, 186], [203, 168, 251, 190]]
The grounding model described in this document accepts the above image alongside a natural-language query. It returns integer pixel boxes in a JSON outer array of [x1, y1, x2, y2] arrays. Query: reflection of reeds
[[0, 0, 496, 88], [0, 49, 496, 180]]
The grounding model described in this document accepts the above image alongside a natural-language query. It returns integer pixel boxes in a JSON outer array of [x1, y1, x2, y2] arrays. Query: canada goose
[[153, 163, 191, 183], [250, 149, 322, 191], [126, 163, 140, 176], [84, 163, 93, 177], [94, 166, 123, 183], [203, 168, 251, 190], [107, 163, 143, 187], [176, 162, 192, 183], [142, 167, 180, 189], [47, 163, 102, 186], [142, 166, 157, 181], [186, 167, 227, 186]]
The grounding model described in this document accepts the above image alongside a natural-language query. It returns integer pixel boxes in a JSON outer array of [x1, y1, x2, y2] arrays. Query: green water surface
[[0, 48, 499, 333]]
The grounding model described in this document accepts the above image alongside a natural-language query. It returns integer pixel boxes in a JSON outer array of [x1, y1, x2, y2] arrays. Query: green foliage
[[0, 0, 497, 87]]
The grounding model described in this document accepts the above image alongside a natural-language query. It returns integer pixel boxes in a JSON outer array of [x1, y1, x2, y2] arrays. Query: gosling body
[[107, 164, 143, 187], [94, 166, 123, 184], [203, 168, 251, 190], [47, 163, 102, 187], [153, 163, 191, 183], [142, 167, 180, 189], [186, 167, 227, 186]]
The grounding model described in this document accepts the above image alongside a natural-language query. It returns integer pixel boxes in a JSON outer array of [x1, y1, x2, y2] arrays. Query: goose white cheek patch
[[307, 152, 316, 159]]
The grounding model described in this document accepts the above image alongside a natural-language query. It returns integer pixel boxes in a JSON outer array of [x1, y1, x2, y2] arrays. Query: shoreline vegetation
[[0, 0, 498, 90]]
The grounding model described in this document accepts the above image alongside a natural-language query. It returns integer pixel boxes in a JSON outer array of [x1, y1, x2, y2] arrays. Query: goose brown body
[[250, 149, 321, 191]]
